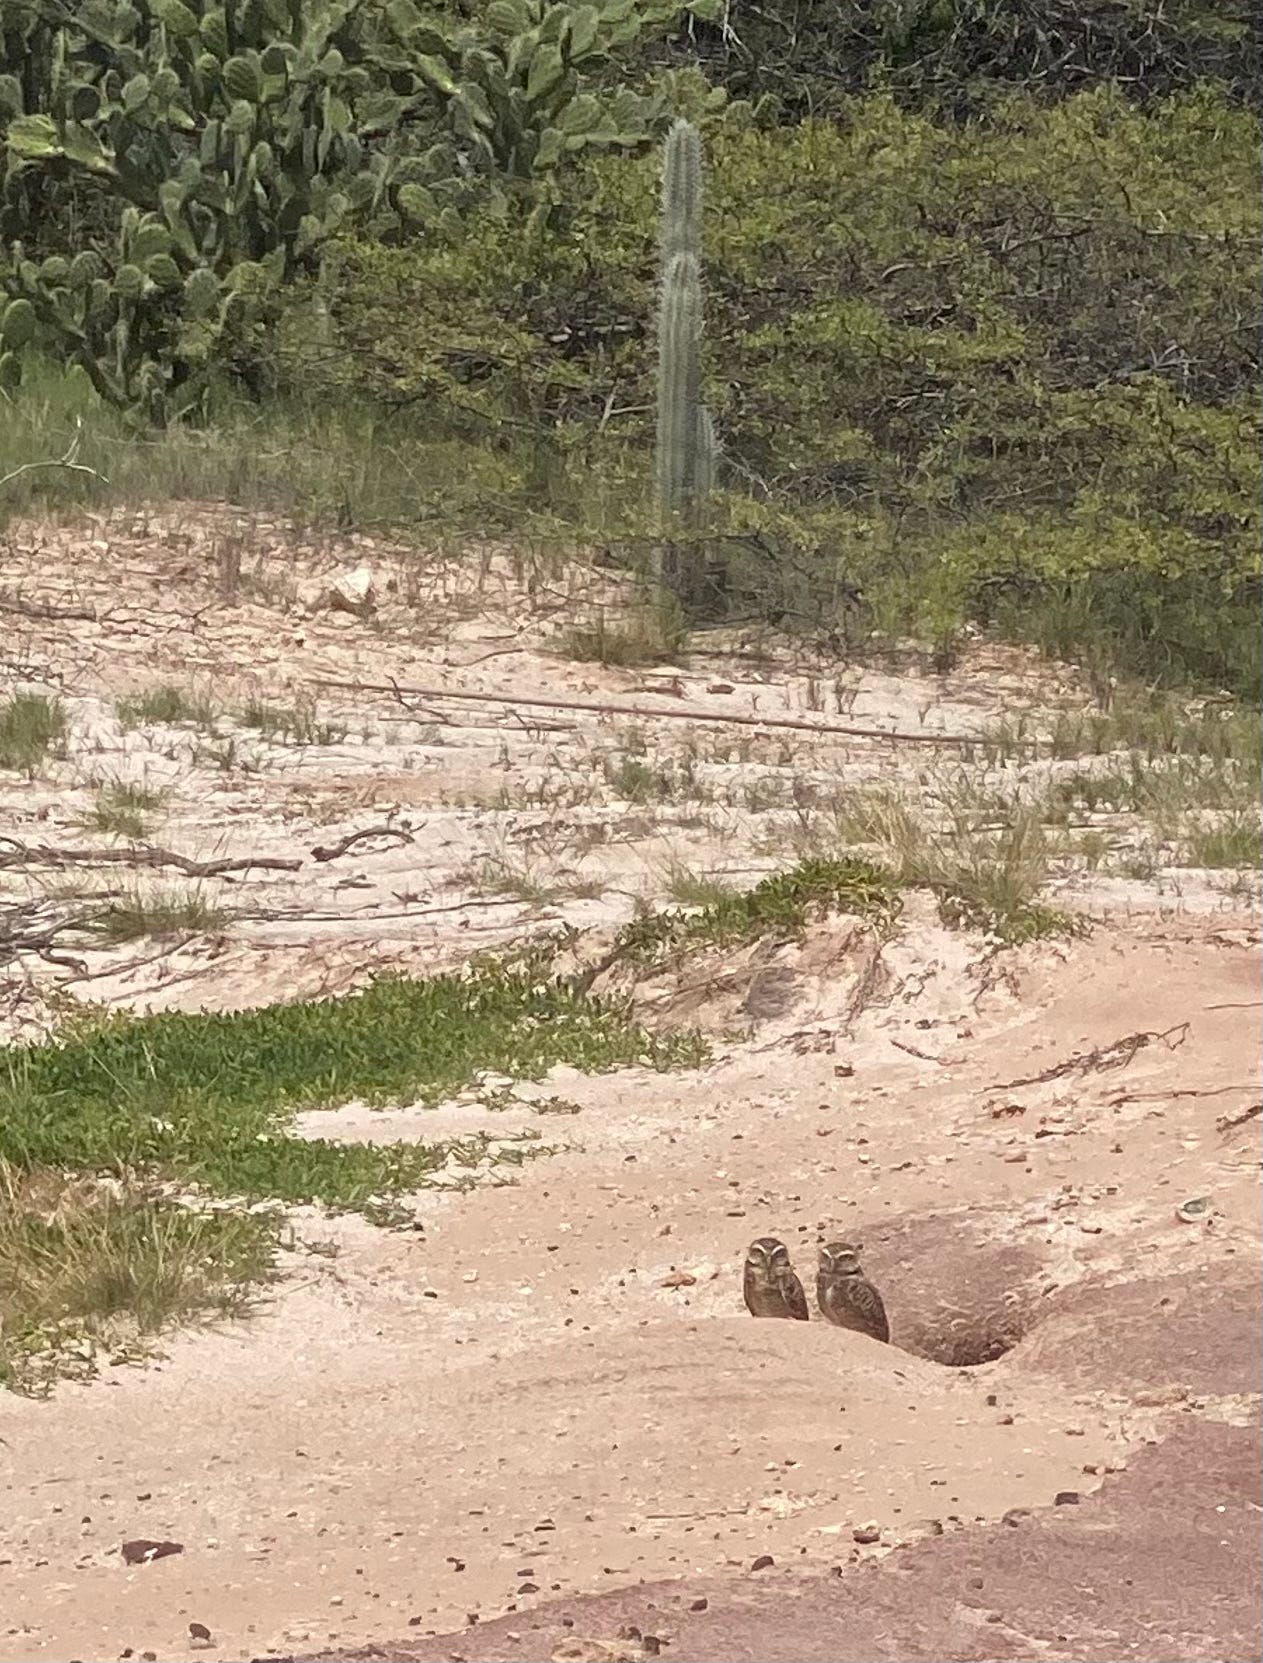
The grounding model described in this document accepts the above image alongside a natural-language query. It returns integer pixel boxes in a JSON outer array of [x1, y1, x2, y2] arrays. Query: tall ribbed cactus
[[660, 115, 702, 269], [656, 248, 704, 523], [655, 119, 717, 609]]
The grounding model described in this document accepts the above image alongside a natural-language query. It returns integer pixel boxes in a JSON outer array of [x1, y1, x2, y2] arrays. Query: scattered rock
[[1176, 1196, 1213, 1224], [119, 1539, 183, 1566], [329, 566, 376, 614]]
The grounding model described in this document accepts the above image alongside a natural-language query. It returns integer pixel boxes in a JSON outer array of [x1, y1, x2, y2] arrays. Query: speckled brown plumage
[[816, 1241, 889, 1342], [743, 1237, 810, 1321]]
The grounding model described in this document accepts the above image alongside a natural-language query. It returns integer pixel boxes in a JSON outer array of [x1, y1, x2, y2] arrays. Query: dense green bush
[[311, 84, 1260, 691]]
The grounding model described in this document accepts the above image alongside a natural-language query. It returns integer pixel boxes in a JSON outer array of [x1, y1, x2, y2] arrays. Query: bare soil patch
[[0, 508, 1258, 1663]]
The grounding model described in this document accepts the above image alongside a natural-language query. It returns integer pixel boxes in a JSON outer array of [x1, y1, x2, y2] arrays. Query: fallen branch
[[0, 592, 99, 623], [0, 421, 110, 491], [995, 1023, 1189, 1089], [0, 837, 302, 877], [310, 675, 1009, 749], [1108, 1082, 1260, 1107], [1217, 1102, 1262, 1134], [0, 895, 108, 972], [889, 1037, 945, 1063], [310, 824, 416, 863]]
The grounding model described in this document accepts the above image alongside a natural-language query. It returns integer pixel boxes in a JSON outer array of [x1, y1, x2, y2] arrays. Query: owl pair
[[743, 1236, 889, 1343]]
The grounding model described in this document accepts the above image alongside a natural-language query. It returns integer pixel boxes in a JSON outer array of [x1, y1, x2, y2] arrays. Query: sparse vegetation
[[81, 779, 166, 840], [86, 884, 229, 944], [660, 861, 741, 908], [237, 697, 346, 747], [560, 606, 686, 667], [789, 788, 1082, 944], [615, 857, 902, 968], [1180, 813, 1263, 871], [0, 691, 66, 772], [604, 750, 705, 805], [115, 685, 219, 731], [0, 1161, 275, 1396], [465, 852, 606, 907]]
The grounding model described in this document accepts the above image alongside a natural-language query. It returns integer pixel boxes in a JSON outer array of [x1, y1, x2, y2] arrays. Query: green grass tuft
[[87, 884, 228, 943], [81, 779, 167, 840], [0, 692, 67, 773], [115, 684, 219, 730], [237, 696, 346, 746], [0, 1161, 276, 1397]]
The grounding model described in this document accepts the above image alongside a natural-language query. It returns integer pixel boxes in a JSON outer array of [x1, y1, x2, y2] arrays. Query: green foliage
[[0, 691, 66, 772], [319, 84, 1260, 692], [0, 963, 704, 1205], [614, 856, 901, 967], [0, 0, 705, 420]]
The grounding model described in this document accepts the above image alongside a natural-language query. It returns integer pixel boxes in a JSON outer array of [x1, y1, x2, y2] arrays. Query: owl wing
[[853, 1276, 890, 1342], [742, 1260, 763, 1316], [782, 1269, 811, 1322], [742, 1263, 762, 1317]]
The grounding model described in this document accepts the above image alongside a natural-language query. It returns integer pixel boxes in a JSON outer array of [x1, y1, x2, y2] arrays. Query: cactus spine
[[655, 118, 717, 609]]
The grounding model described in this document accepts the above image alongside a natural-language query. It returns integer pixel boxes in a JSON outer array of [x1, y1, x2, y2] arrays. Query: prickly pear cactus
[[0, 0, 706, 422]]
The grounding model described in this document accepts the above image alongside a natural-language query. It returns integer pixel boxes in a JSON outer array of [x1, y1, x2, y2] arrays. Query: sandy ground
[[0, 507, 1260, 1662]]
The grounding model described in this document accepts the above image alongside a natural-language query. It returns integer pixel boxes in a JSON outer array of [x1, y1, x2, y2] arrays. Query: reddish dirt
[[286, 1417, 1261, 1663]]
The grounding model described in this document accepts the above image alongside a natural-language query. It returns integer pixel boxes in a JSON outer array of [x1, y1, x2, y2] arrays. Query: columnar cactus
[[654, 118, 717, 609], [655, 248, 703, 523], [660, 114, 702, 268]]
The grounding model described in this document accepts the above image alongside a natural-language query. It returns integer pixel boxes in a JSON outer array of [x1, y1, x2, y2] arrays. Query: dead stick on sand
[[0, 838, 302, 877], [310, 676, 1023, 749]]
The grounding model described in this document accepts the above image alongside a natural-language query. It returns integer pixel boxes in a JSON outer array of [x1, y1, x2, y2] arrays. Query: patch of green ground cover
[[618, 851, 1081, 965], [615, 858, 904, 968], [0, 966, 706, 1208]]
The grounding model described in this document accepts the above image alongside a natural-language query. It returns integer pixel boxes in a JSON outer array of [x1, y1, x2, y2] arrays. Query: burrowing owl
[[816, 1241, 889, 1342], [743, 1237, 810, 1321]]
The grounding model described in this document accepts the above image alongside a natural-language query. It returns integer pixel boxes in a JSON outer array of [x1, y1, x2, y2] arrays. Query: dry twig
[[0, 837, 301, 877], [310, 824, 416, 863], [0, 421, 110, 492], [311, 675, 1006, 748], [995, 1024, 1189, 1090], [1217, 1102, 1262, 1134]]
